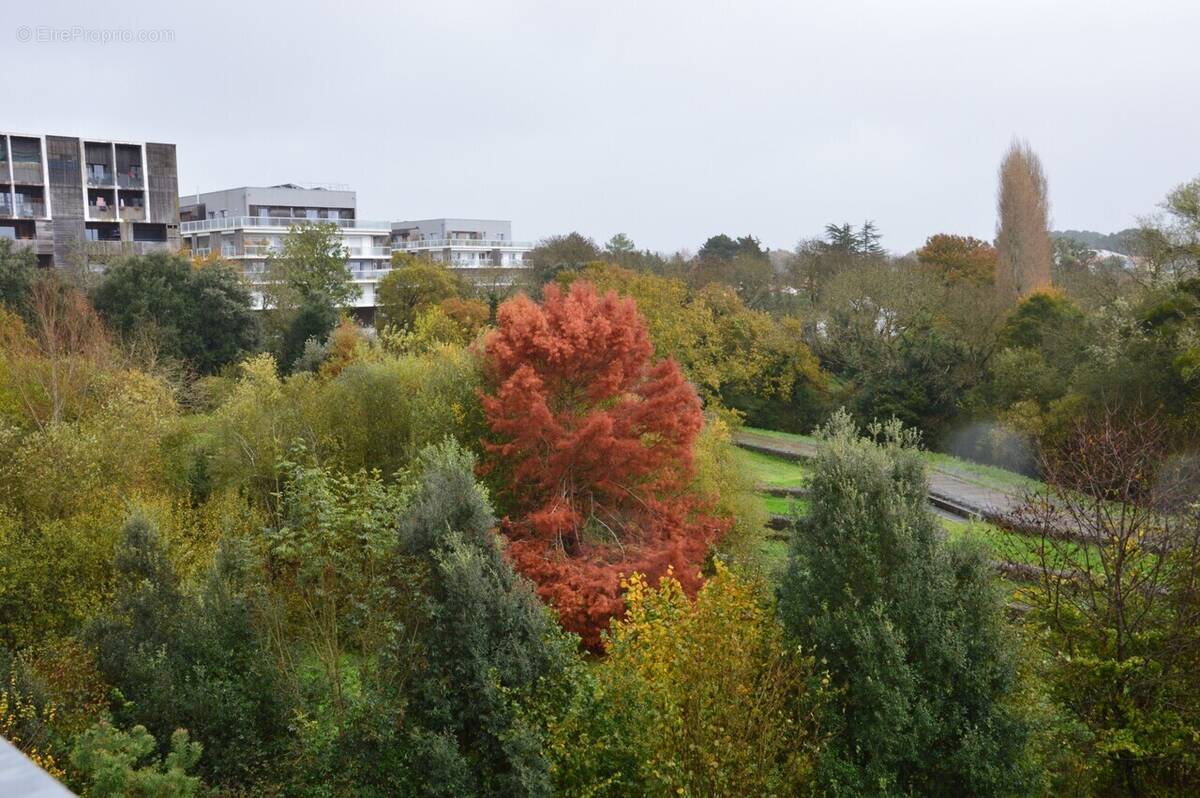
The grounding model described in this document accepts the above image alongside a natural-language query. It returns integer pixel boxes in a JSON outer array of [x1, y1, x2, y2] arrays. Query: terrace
[[115, 144, 145, 189], [85, 142, 115, 187], [9, 137, 43, 185], [180, 215, 392, 234], [14, 189, 45, 218], [392, 237, 532, 250]]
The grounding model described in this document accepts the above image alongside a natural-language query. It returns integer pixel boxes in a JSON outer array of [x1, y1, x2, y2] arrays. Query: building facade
[[391, 218, 530, 274], [179, 186, 532, 311], [179, 184, 392, 309], [0, 132, 179, 267]]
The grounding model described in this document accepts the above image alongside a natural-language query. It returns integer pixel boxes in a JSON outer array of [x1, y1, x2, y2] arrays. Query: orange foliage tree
[[480, 281, 726, 648]]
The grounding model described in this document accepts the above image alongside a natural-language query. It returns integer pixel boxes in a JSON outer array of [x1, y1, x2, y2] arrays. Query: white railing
[[180, 215, 391, 234], [346, 246, 392, 258], [393, 238, 532, 251], [191, 247, 211, 257]]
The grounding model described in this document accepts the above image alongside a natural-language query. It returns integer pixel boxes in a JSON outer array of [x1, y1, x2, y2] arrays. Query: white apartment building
[[178, 186, 532, 312], [391, 218, 530, 276], [179, 184, 391, 309]]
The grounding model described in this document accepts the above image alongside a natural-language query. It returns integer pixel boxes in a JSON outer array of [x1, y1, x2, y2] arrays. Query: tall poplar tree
[[995, 140, 1053, 303]]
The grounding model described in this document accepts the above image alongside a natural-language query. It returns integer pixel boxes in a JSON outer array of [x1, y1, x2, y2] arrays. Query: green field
[[742, 426, 1043, 495], [736, 443, 1079, 579], [735, 447, 811, 489]]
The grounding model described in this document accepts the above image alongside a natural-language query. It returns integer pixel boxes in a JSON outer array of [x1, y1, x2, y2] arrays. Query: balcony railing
[[86, 167, 114, 187], [180, 215, 391, 234], [392, 238, 532, 251], [0, 199, 11, 217], [11, 163, 43, 184], [346, 246, 392, 258], [89, 204, 116, 220], [120, 206, 146, 221], [84, 240, 172, 257], [116, 170, 144, 189], [190, 247, 211, 258], [15, 200, 45, 218], [242, 244, 280, 257]]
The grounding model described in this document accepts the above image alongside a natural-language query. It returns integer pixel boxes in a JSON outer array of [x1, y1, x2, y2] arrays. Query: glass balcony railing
[[11, 163, 43, 184], [180, 216, 391, 234], [87, 166, 115, 187], [16, 200, 45, 218], [116, 169, 144, 189], [392, 237, 532, 250], [0, 198, 11, 217]]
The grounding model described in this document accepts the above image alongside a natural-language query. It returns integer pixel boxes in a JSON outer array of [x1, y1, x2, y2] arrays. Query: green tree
[[0, 238, 37, 319], [396, 440, 579, 797], [277, 296, 339, 374], [376, 254, 461, 329], [856, 220, 885, 257], [276, 440, 580, 797], [1010, 410, 1200, 795], [1134, 174, 1200, 280], [525, 232, 600, 292], [70, 722, 203, 798], [603, 232, 635, 260], [263, 221, 358, 311], [779, 412, 1032, 797], [91, 253, 259, 374], [90, 516, 286, 788]]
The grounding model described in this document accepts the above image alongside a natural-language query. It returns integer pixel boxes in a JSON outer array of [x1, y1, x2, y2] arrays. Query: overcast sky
[[8, 0, 1199, 253]]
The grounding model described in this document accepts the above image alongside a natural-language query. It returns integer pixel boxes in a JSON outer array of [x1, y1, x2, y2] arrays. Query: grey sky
[[7, 0, 1199, 254]]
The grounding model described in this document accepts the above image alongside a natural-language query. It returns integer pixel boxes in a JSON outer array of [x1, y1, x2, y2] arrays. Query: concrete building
[[0, 132, 179, 267], [391, 218, 530, 277], [179, 185, 532, 312], [179, 184, 392, 309]]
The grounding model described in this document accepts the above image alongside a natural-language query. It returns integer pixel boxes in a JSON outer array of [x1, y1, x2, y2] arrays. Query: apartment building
[[0, 132, 179, 267], [179, 184, 392, 309], [391, 218, 530, 277], [179, 185, 532, 311]]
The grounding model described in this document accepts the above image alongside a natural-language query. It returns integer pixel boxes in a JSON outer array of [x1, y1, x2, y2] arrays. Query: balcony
[[89, 204, 116, 220], [346, 245, 392, 258], [86, 165, 115, 187], [392, 238, 532, 251], [180, 215, 391, 234], [15, 200, 45, 218], [116, 169, 144, 190], [242, 244, 280, 257], [11, 162, 43, 185], [120, 205, 146, 222], [0, 197, 11, 217], [83, 240, 173, 257]]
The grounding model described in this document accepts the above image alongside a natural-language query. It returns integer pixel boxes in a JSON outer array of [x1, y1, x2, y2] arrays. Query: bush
[[778, 412, 1033, 797], [69, 722, 203, 798], [551, 562, 828, 797], [90, 516, 287, 788]]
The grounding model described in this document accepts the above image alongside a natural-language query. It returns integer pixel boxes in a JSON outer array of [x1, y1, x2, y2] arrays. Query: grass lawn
[[742, 426, 1044, 496], [763, 495, 810, 516], [733, 447, 811, 490]]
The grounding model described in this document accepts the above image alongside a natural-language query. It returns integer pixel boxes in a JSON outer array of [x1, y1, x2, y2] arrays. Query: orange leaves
[[480, 281, 725, 648]]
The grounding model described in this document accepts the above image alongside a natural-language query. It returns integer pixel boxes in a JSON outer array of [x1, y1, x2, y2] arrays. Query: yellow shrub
[[598, 563, 828, 797]]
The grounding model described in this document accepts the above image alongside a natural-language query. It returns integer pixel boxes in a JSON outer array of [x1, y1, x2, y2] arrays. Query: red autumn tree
[[480, 281, 726, 648]]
